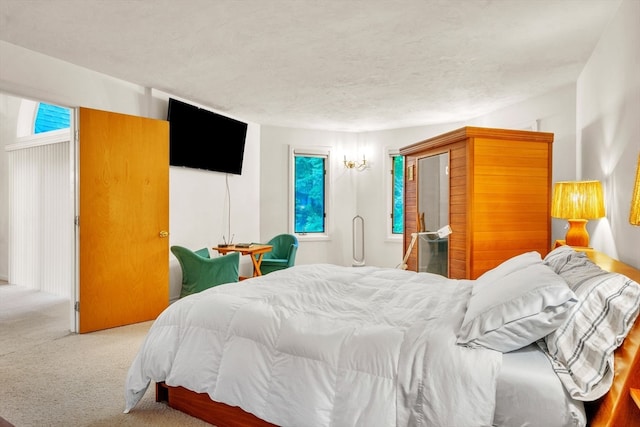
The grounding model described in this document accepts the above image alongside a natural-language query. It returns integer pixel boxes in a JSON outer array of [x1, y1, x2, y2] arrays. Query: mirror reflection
[[417, 152, 450, 276]]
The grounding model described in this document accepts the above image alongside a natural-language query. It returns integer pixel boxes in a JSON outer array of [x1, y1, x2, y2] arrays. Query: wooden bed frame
[[156, 250, 640, 427]]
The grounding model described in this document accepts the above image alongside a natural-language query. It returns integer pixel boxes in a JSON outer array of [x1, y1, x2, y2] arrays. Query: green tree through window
[[294, 155, 326, 233], [392, 155, 404, 234]]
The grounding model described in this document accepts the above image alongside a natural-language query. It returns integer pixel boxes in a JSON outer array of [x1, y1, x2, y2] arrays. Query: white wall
[[261, 18, 640, 270], [260, 127, 358, 266], [261, 122, 472, 268], [0, 41, 261, 300], [261, 85, 578, 269], [355, 123, 464, 268], [576, 0, 640, 268], [0, 94, 20, 281], [1, 0, 638, 294], [0, 50, 587, 287]]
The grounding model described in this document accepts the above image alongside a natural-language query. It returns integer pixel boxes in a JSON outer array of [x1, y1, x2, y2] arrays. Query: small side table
[[213, 244, 273, 278], [553, 240, 592, 251]]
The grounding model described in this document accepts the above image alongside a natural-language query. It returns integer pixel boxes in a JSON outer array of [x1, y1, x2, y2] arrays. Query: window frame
[[386, 148, 404, 241], [288, 145, 331, 241]]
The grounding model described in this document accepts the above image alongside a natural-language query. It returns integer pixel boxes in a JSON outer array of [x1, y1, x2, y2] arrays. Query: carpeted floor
[[0, 283, 212, 426]]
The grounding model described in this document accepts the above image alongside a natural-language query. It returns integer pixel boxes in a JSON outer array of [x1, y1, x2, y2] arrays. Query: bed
[[124, 246, 640, 426]]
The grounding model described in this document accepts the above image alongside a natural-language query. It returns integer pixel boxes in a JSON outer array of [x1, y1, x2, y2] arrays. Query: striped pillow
[[540, 251, 640, 401]]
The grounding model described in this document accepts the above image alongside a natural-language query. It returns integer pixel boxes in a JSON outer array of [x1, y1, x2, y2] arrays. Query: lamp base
[[565, 219, 590, 247]]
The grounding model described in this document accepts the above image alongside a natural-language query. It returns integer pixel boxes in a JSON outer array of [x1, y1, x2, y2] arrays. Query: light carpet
[[0, 283, 212, 426]]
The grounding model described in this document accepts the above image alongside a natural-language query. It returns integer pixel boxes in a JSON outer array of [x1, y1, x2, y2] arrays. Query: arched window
[[34, 103, 70, 133]]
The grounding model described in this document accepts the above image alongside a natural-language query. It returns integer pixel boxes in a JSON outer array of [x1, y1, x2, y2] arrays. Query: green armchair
[[171, 246, 240, 298], [258, 234, 299, 275]]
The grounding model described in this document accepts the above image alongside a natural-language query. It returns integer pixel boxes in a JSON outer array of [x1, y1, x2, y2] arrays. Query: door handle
[[159, 231, 169, 238]]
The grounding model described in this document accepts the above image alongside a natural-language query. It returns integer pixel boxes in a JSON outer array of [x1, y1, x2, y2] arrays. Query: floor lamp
[[398, 225, 452, 270]]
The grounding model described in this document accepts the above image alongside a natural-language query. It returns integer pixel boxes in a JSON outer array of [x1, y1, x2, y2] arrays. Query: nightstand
[[552, 239, 592, 251]]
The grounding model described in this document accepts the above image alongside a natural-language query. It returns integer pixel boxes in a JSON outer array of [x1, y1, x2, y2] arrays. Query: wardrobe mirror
[[417, 152, 450, 276]]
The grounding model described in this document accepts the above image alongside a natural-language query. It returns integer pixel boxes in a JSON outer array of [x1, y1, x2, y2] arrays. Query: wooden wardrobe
[[399, 126, 554, 279]]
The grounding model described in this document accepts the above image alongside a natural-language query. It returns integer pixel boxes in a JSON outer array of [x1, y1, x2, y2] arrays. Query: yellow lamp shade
[[551, 180, 605, 247], [631, 154, 640, 226]]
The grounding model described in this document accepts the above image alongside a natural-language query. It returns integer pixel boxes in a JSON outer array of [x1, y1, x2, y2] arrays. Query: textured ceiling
[[0, 0, 622, 131]]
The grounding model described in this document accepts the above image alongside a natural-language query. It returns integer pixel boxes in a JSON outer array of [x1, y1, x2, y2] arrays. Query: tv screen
[[167, 98, 248, 175]]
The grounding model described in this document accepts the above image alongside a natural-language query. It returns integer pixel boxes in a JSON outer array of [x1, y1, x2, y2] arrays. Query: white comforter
[[125, 264, 502, 427]]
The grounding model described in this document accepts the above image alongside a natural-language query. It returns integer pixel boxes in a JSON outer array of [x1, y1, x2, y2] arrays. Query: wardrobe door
[[417, 152, 449, 276]]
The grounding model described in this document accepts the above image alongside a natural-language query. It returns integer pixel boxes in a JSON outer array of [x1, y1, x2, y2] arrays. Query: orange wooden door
[[77, 107, 169, 333]]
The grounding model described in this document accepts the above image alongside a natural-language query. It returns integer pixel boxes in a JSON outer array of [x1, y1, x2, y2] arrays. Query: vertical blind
[[8, 133, 73, 297]]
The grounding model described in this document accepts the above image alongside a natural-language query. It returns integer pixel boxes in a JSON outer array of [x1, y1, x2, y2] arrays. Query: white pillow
[[474, 251, 543, 295], [457, 262, 577, 353]]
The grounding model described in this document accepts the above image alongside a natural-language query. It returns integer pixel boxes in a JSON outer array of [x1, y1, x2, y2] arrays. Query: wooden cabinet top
[[399, 126, 554, 156]]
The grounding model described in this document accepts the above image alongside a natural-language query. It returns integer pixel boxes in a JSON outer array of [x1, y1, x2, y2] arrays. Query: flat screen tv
[[167, 98, 248, 175]]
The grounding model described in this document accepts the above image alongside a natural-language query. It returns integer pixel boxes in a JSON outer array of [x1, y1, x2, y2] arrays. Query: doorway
[[2, 96, 171, 334], [2, 95, 75, 330]]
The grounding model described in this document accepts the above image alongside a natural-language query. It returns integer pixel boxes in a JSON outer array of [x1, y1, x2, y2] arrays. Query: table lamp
[[630, 154, 640, 226], [551, 180, 605, 247]]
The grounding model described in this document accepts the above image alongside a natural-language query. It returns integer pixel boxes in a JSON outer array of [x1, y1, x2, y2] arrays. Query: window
[[389, 150, 404, 236], [34, 103, 70, 133], [290, 147, 330, 237]]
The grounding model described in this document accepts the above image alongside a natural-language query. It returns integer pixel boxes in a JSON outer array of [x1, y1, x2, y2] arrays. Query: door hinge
[[74, 216, 79, 226], [74, 301, 79, 312]]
